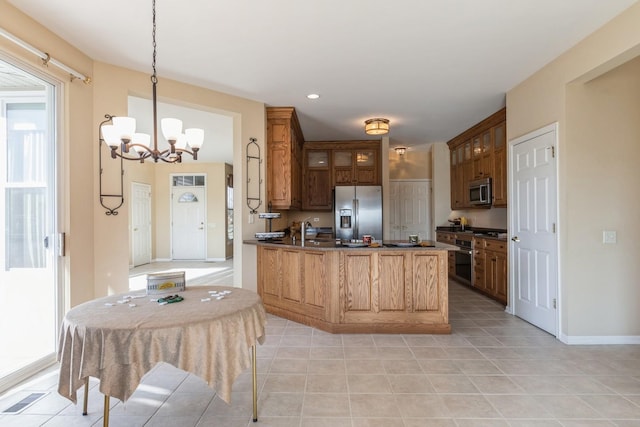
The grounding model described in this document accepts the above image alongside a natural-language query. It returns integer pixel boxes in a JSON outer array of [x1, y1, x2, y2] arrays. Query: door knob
[[511, 236, 520, 242]]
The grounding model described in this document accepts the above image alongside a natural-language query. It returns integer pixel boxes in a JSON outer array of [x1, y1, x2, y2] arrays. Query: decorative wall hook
[[99, 114, 124, 215]]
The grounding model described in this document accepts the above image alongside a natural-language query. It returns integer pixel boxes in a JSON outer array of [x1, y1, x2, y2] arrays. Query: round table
[[57, 285, 266, 426]]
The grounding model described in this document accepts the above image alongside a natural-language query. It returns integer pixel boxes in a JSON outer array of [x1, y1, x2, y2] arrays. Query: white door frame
[[507, 122, 561, 338], [0, 53, 64, 392]]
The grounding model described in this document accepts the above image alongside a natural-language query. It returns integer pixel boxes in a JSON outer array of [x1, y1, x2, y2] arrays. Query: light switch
[[603, 230, 617, 244]]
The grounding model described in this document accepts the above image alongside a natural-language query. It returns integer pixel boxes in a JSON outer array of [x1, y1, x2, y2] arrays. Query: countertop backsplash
[[447, 207, 507, 230]]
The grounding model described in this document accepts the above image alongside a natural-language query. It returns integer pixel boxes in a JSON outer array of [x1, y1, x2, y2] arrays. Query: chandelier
[[99, 0, 203, 163]]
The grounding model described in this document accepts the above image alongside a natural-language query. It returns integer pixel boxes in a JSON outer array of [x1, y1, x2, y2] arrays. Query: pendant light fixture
[[364, 118, 390, 135], [99, 0, 204, 163]]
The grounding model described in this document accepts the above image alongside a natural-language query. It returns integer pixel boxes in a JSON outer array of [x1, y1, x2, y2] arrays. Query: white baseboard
[[153, 258, 172, 262], [559, 333, 640, 345], [206, 257, 227, 262]]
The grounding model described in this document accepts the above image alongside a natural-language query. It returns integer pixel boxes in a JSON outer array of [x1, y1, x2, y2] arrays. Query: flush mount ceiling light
[[394, 146, 407, 156], [364, 118, 390, 135], [99, 0, 204, 164], [307, 93, 320, 100]]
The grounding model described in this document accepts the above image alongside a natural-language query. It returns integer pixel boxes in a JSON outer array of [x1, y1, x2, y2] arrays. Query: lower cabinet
[[473, 237, 507, 305], [257, 245, 450, 333], [258, 247, 331, 322]]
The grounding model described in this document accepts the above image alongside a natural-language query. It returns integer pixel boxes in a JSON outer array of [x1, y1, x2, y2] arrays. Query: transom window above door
[[172, 175, 205, 187]]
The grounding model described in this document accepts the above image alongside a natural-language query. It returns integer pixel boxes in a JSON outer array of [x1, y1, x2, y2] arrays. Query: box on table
[[146, 271, 186, 295]]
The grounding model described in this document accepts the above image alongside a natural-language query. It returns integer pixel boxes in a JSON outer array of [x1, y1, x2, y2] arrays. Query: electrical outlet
[[313, 217, 320, 222], [603, 230, 617, 244]]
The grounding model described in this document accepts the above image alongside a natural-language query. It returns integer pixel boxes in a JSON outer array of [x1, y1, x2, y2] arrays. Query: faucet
[[300, 217, 312, 246]]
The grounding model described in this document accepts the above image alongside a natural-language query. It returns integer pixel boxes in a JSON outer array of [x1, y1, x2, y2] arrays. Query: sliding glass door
[[0, 57, 61, 392]]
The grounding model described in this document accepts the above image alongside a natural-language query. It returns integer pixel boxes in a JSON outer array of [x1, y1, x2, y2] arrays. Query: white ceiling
[[6, 0, 639, 151]]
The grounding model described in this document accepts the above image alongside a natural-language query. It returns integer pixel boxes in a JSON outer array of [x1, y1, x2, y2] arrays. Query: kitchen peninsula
[[247, 239, 453, 334]]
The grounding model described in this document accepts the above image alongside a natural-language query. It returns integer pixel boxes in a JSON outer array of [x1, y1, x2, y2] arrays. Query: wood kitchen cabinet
[[333, 148, 379, 185], [473, 236, 507, 305], [491, 122, 507, 207], [436, 230, 466, 282], [472, 130, 492, 180], [302, 149, 332, 210], [257, 246, 329, 322], [447, 108, 506, 209], [266, 107, 304, 210], [257, 244, 450, 334], [339, 249, 448, 329], [301, 140, 381, 211]]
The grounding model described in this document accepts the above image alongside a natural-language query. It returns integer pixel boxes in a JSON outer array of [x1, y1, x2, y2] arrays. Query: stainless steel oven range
[[453, 234, 473, 285]]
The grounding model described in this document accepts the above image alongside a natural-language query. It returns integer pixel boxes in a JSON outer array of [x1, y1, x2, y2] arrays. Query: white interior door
[[388, 181, 401, 239], [510, 124, 558, 336], [389, 180, 432, 241], [131, 182, 152, 266], [171, 185, 206, 260]]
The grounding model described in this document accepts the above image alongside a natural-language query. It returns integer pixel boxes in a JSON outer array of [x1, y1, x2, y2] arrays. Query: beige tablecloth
[[57, 286, 266, 404]]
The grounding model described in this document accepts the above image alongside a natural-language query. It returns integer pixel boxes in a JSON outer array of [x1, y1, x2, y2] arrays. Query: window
[[172, 175, 205, 187], [4, 101, 48, 268]]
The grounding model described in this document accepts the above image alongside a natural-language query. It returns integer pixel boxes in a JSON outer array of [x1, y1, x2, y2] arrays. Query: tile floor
[[1, 280, 639, 426]]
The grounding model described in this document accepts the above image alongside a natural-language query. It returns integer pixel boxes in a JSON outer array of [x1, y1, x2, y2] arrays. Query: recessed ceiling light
[[307, 93, 320, 100]]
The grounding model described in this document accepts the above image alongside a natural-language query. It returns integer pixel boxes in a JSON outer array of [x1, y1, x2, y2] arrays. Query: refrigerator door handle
[[353, 198, 359, 239]]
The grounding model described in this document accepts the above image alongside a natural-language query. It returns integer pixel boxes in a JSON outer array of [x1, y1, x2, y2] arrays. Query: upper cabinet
[[333, 145, 379, 186], [303, 149, 332, 210], [266, 107, 304, 210], [447, 108, 507, 209], [302, 140, 381, 211]]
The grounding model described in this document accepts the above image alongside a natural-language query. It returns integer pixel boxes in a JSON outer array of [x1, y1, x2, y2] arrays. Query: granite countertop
[[244, 238, 457, 251], [436, 226, 508, 242]]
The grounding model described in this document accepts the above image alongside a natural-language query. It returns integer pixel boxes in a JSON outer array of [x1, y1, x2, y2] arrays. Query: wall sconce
[[394, 146, 407, 156], [364, 118, 390, 135]]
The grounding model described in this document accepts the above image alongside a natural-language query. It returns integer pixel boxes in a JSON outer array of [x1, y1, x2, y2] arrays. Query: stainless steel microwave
[[469, 178, 492, 206]]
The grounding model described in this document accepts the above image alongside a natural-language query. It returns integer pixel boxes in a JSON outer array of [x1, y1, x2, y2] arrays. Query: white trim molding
[[560, 334, 640, 345]]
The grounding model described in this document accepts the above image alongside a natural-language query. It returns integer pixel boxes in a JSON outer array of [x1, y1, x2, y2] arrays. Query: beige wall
[[389, 148, 431, 180], [431, 143, 451, 228], [1, 0, 266, 306], [93, 62, 266, 296], [563, 57, 640, 336], [507, 2, 640, 339], [1, 0, 95, 309]]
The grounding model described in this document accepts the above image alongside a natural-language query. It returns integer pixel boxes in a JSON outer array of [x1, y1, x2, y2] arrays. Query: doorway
[[171, 174, 206, 260], [509, 123, 559, 336], [131, 182, 152, 267], [388, 180, 432, 241], [0, 58, 62, 391]]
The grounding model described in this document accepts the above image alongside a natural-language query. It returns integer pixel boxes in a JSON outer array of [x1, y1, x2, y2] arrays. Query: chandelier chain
[[151, 0, 157, 83]]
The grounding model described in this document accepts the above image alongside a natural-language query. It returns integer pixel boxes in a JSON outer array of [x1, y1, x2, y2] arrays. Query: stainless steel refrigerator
[[334, 185, 383, 241]]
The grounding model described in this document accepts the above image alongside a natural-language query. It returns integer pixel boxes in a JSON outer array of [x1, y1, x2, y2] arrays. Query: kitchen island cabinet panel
[[256, 243, 451, 334], [304, 251, 327, 308], [378, 253, 407, 312], [413, 253, 441, 312], [342, 253, 374, 312], [281, 249, 302, 303], [260, 247, 280, 299]]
